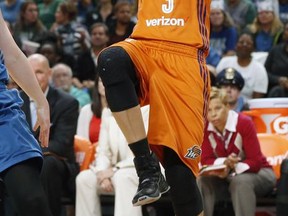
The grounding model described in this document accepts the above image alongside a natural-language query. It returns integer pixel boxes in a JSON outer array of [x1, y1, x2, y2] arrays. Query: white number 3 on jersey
[[162, 0, 174, 14]]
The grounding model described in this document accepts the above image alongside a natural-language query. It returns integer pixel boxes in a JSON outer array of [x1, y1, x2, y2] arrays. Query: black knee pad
[[98, 46, 134, 86], [97, 46, 139, 111]]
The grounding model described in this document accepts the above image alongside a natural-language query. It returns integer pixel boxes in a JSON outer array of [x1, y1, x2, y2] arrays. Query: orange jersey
[[131, 0, 211, 55]]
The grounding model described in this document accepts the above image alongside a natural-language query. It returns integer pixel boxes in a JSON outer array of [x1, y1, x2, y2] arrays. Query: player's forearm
[[0, 11, 46, 106]]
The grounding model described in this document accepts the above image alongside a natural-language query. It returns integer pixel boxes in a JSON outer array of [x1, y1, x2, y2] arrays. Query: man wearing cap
[[216, 67, 247, 112]]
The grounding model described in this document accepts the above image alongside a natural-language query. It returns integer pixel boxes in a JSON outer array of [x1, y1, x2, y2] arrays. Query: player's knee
[[98, 46, 131, 86]]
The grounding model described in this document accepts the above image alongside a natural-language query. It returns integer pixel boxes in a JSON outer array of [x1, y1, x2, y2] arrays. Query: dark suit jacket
[[20, 86, 79, 163]]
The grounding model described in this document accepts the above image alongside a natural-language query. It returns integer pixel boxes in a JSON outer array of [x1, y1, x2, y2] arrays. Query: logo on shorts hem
[[185, 145, 202, 159]]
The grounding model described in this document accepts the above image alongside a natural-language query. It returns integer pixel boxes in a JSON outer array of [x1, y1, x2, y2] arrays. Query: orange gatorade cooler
[[243, 98, 288, 135]]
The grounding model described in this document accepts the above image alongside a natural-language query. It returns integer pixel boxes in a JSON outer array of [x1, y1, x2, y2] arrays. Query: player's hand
[[34, 99, 50, 147]]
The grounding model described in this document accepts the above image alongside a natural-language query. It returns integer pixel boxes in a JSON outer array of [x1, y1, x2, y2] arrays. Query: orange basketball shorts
[[112, 39, 210, 176]]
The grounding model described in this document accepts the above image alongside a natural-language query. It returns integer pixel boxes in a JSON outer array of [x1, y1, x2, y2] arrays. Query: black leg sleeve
[[163, 147, 203, 216]]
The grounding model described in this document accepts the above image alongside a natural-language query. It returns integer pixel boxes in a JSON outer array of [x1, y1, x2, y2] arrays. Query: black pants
[[0, 158, 52, 216], [40, 155, 69, 216], [0, 178, 4, 215]]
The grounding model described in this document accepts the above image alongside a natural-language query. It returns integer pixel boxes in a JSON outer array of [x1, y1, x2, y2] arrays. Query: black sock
[[129, 138, 150, 157]]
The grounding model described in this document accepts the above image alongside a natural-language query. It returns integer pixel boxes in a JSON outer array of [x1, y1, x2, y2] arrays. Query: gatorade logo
[[262, 115, 288, 134], [273, 116, 288, 134]]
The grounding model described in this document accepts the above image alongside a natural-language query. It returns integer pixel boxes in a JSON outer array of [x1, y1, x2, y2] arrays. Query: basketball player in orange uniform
[[98, 1, 211, 215]]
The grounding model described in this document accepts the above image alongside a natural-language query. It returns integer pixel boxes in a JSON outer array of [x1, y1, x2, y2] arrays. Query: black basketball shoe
[[132, 153, 170, 206]]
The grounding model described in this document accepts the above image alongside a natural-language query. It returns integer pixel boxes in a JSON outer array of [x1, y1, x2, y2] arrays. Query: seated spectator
[[52, 63, 91, 108], [216, 32, 268, 100], [246, 0, 283, 52], [13, 0, 47, 54], [216, 67, 247, 112], [130, 0, 138, 23], [50, 1, 90, 59], [75, 0, 96, 25], [75, 105, 150, 216], [279, 0, 288, 24], [254, 0, 280, 17], [21, 54, 79, 216], [84, 0, 114, 30], [107, 0, 135, 46], [37, 39, 76, 72], [37, 0, 64, 30], [197, 87, 277, 216], [76, 75, 108, 143], [75, 23, 109, 90], [225, 0, 257, 31], [265, 22, 288, 97], [0, 0, 24, 25], [210, 0, 238, 57]]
